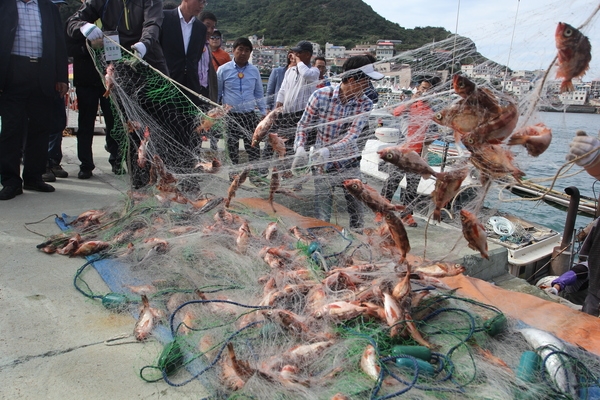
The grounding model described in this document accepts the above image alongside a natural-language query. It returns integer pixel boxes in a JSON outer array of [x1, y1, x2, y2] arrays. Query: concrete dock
[[0, 133, 542, 399]]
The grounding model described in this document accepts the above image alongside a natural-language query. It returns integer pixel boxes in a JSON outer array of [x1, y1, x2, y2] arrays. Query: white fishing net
[[38, 2, 600, 397]]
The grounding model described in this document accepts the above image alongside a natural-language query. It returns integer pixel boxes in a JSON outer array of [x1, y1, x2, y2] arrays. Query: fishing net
[[38, 1, 600, 397]]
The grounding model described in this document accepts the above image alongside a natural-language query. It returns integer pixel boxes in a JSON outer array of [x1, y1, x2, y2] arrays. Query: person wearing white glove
[[291, 146, 308, 173], [566, 130, 600, 180], [66, 0, 169, 75], [292, 55, 384, 232], [131, 42, 147, 59], [310, 147, 329, 165], [80, 22, 103, 41]]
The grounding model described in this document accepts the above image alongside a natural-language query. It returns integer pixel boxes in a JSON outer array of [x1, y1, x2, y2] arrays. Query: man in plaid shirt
[[293, 55, 384, 231]]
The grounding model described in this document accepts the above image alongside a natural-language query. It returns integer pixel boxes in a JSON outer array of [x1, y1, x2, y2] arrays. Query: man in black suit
[[160, 0, 208, 106], [0, 0, 68, 200]]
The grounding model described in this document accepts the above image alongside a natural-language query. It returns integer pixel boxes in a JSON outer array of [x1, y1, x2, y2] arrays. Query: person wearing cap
[[209, 29, 231, 72], [380, 76, 441, 227], [0, 0, 68, 200], [269, 41, 320, 159], [293, 55, 384, 232]]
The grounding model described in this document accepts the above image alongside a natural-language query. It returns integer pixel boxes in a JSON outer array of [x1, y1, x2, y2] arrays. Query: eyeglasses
[[209, 36, 221, 40]]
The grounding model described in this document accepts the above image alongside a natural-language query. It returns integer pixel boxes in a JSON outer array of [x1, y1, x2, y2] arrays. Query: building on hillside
[[325, 42, 346, 59], [375, 40, 394, 61], [346, 43, 376, 57], [559, 83, 589, 105], [589, 79, 600, 100], [460, 64, 474, 77]]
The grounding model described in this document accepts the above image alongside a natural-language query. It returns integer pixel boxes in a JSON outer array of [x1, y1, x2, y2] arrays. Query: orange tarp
[[238, 198, 600, 356], [440, 274, 600, 357]]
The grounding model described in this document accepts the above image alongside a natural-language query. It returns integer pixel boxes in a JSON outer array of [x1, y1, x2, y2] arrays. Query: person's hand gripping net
[[566, 130, 600, 167]]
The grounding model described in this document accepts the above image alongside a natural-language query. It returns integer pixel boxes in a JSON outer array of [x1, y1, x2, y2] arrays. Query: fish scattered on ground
[[134, 295, 163, 341]]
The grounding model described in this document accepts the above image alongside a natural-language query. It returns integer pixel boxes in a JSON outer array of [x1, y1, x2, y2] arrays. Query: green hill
[[205, 0, 452, 50]]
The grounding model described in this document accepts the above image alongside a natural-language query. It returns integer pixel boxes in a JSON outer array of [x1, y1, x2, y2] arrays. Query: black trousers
[[76, 85, 116, 171], [381, 165, 420, 216], [0, 56, 55, 187], [226, 112, 260, 165]]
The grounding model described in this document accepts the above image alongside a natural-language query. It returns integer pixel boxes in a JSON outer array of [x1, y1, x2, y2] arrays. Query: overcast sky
[[363, 0, 599, 79]]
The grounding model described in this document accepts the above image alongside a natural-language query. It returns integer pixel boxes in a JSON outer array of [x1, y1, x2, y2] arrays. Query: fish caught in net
[[36, 4, 600, 397]]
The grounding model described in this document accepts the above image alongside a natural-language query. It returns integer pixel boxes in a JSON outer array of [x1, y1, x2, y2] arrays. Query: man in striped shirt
[[293, 55, 384, 231]]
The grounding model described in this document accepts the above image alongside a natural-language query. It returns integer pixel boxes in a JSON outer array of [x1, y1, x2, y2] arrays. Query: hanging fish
[[225, 169, 249, 208], [268, 133, 288, 160], [342, 179, 405, 215], [469, 144, 525, 182], [459, 210, 489, 260], [269, 168, 280, 213], [196, 104, 232, 133], [378, 146, 438, 179], [137, 127, 150, 168], [103, 63, 115, 98], [252, 106, 282, 147], [555, 22, 592, 93], [194, 158, 221, 173], [431, 167, 469, 222], [452, 74, 501, 114], [383, 212, 411, 264], [507, 123, 552, 157]]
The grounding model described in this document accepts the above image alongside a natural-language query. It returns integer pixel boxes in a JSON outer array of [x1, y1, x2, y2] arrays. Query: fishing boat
[[506, 179, 598, 218], [360, 130, 564, 282]]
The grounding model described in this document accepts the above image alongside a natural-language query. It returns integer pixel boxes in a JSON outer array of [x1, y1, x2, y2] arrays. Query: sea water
[[493, 112, 600, 233]]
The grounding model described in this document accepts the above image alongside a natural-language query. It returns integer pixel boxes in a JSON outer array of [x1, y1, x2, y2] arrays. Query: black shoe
[[0, 185, 23, 200], [78, 170, 93, 179], [111, 164, 126, 175], [50, 165, 69, 178], [42, 168, 56, 182], [23, 181, 55, 192]]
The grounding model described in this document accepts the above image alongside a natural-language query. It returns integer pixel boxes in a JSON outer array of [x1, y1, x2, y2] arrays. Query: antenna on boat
[[502, 0, 520, 86], [450, 0, 461, 75]]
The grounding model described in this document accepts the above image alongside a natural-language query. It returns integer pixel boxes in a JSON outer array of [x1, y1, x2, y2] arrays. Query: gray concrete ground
[[0, 134, 205, 399], [0, 132, 554, 399]]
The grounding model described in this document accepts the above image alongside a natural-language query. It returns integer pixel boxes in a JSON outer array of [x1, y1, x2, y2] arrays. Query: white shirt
[[276, 61, 320, 113], [177, 7, 195, 54]]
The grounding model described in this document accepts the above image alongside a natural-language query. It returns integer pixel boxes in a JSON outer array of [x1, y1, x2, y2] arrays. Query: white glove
[[80, 23, 103, 41], [131, 42, 147, 59], [566, 131, 600, 166], [544, 286, 559, 296], [310, 147, 330, 165], [292, 147, 308, 172]]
